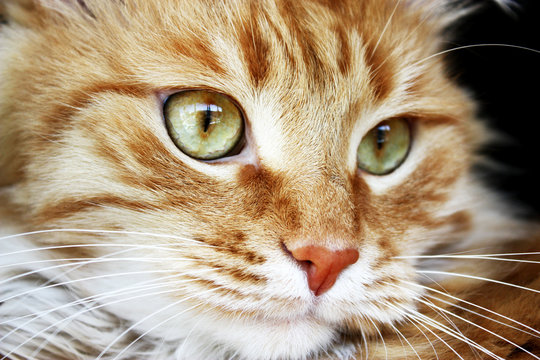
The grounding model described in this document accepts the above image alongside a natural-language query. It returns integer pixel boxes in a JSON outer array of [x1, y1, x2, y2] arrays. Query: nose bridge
[[281, 162, 358, 249]]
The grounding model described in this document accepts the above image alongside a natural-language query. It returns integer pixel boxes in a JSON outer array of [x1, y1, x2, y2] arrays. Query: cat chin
[[168, 289, 415, 360], [177, 312, 342, 360]]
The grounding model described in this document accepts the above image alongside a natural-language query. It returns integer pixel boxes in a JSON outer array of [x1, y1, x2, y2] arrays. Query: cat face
[[0, 0, 499, 358]]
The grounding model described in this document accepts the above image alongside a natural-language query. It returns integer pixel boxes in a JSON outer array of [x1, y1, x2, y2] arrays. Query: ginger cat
[[0, 0, 538, 359]]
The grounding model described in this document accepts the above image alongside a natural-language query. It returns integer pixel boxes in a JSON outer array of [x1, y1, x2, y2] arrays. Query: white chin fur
[[179, 314, 338, 360]]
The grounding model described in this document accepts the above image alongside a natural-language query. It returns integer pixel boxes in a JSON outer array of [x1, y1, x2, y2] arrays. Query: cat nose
[[288, 246, 359, 296]]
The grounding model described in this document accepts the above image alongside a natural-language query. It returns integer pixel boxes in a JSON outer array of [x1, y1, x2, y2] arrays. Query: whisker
[[0, 228, 212, 246], [99, 286, 223, 360], [398, 306, 466, 360], [420, 295, 482, 357], [382, 280, 496, 359], [387, 304, 439, 360], [3, 274, 212, 360], [0, 268, 176, 303], [467, 252, 540, 257], [0, 273, 181, 326], [371, 0, 403, 55], [417, 270, 540, 294], [174, 305, 214, 358], [415, 43, 540, 66], [0, 290, 181, 360], [412, 315, 465, 360], [404, 304, 502, 360], [414, 297, 540, 360], [388, 322, 421, 360], [0, 242, 215, 259], [41, 247, 161, 288], [0, 256, 197, 270], [3, 279, 178, 350], [367, 317, 388, 360], [361, 327, 369, 359], [396, 254, 540, 264], [403, 280, 540, 338], [29, 271, 215, 359], [383, 278, 465, 340], [397, 252, 540, 258], [369, 0, 444, 89], [424, 293, 540, 339]]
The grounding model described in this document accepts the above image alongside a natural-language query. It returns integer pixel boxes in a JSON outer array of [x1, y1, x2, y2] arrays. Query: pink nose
[[289, 246, 359, 296]]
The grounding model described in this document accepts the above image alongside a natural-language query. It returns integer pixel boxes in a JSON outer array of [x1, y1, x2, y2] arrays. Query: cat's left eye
[[164, 90, 244, 160], [357, 118, 411, 175]]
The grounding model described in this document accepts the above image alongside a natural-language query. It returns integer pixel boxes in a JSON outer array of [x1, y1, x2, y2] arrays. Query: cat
[[0, 0, 539, 359]]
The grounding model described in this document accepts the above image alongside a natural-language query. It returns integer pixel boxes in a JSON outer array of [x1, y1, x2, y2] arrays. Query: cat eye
[[357, 118, 411, 175], [164, 90, 244, 160]]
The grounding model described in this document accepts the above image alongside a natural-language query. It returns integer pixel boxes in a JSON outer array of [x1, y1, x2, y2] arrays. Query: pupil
[[203, 106, 212, 132]]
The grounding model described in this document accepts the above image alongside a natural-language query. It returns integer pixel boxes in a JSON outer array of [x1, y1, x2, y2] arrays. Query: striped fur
[[0, 0, 538, 359]]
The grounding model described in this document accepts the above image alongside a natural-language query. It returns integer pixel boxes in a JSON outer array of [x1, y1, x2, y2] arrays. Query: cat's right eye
[[164, 90, 244, 160]]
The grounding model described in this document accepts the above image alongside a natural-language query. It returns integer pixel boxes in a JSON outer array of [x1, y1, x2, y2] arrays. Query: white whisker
[[399, 306, 465, 360], [0, 256, 196, 270], [406, 304, 503, 360], [397, 254, 540, 264], [3, 273, 213, 360], [361, 327, 369, 359], [99, 286, 222, 360], [2, 287, 177, 360], [417, 270, 540, 294], [0, 268, 174, 303], [371, 0, 402, 55], [425, 293, 540, 339], [387, 303, 439, 360], [382, 280, 494, 359], [415, 43, 540, 66], [415, 297, 540, 360], [29, 271, 215, 358], [3, 279, 177, 347], [388, 322, 421, 360], [404, 280, 540, 338], [0, 243, 203, 259], [1, 228, 199, 243], [41, 247, 164, 288], [367, 317, 388, 360], [397, 251, 540, 258], [0, 274, 180, 327]]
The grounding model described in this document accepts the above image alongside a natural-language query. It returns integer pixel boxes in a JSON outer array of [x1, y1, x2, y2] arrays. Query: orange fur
[[0, 1, 538, 359]]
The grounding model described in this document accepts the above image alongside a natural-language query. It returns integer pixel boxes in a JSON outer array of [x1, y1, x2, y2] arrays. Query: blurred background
[[446, 0, 540, 218]]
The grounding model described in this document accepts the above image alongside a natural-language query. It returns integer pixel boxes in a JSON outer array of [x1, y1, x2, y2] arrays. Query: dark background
[[446, 0, 540, 218]]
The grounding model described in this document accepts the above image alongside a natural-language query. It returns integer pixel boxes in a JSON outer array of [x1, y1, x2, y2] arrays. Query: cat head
[[0, 0, 517, 358]]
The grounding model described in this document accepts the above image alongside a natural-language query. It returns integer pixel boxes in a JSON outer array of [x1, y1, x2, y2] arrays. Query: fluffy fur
[[0, 0, 538, 359]]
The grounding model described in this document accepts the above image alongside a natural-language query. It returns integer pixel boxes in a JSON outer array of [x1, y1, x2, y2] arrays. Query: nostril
[[285, 245, 359, 296], [296, 259, 313, 274]]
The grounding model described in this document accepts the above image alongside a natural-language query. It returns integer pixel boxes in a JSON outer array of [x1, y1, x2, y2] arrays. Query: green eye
[[357, 118, 411, 175], [164, 90, 244, 160]]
